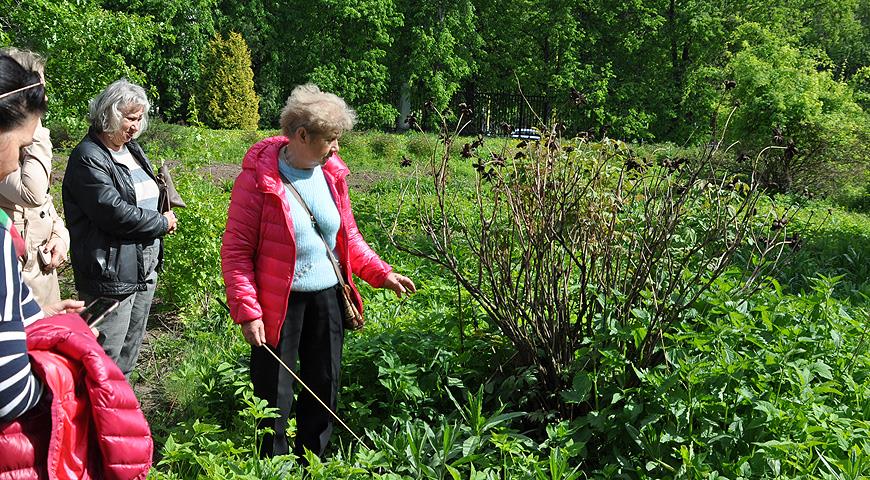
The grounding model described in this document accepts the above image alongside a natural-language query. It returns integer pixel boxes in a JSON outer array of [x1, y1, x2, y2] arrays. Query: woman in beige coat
[[0, 48, 69, 305]]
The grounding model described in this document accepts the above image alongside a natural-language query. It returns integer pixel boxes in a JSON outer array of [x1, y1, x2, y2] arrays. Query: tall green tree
[[255, 0, 401, 129], [474, 0, 612, 134], [799, 0, 870, 79], [200, 32, 260, 130], [213, 0, 285, 125], [390, 0, 480, 116], [214, 0, 403, 128], [102, 0, 217, 123], [724, 23, 868, 192]]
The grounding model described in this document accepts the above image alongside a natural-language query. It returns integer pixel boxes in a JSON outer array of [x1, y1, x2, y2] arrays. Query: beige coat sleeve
[[0, 121, 52, 208], [45, 199, 69, 250]]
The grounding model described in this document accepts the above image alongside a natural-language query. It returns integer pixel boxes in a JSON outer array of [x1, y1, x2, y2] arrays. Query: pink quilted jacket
[[221, 136, 392, 347], [0, 314, 152, 479]]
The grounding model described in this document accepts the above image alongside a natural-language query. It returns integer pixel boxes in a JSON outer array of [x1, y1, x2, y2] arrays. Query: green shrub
[[775, 200, 870, 297], [392, 121, 793, 419], [199, 32, 260, 130], [841, 182, 870, 213], [406, 132, 439, 158], [159, 170, 227, 316], [45, 116, 88, 149], [724, 23, 870, 194], [137, 119, 185, 160], [368, 132, 403, 160], [569, 272, 870, 478], [336, 131, 367, 158], [139, 122, 273, 167], [851, 66, 870, 111]]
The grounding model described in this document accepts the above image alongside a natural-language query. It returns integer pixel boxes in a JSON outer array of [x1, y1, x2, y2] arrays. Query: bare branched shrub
[[388, 106, 801, 415]]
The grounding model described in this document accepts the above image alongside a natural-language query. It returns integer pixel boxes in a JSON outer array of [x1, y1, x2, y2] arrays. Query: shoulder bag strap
[[279, 172, 347, 288]]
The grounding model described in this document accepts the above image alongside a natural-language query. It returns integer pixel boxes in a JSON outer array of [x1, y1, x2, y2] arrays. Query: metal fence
[[393, 90, 557, 136], [460, 92, 553, 135]]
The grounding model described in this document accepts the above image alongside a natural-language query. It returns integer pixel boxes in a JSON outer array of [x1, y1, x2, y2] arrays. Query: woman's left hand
[[163, 211, 178, 234], [382, 272, 416, 298]]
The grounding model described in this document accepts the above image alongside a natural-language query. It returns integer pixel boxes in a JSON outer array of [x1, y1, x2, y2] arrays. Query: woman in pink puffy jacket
[[221, 84, 415, 460]]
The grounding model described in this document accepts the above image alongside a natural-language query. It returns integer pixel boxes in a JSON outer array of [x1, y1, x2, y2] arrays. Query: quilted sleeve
[[221, 170, 265, 324]]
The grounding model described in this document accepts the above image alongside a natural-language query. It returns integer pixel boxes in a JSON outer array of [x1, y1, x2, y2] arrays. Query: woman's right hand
[[163, 211, 178, 234], [241, 319, 266, 346], [44, 299, 86, 316], [43, 237, 67, 271]]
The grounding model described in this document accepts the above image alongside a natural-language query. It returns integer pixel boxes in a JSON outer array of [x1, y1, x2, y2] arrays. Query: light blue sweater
[[278, 160, 342, 291]]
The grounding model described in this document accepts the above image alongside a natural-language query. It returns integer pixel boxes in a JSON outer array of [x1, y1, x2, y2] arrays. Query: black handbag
[[157, 163, 186, 213]]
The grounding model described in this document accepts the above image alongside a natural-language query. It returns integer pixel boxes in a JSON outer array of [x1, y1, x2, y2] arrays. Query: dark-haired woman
[[0, 53, 82, 421]]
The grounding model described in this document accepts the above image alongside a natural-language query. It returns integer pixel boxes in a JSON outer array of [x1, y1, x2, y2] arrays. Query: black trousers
[[250, 286, 345, 459]]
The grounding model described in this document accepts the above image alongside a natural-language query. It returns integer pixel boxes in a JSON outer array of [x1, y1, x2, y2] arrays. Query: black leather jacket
[[62, 129, 168, 296]]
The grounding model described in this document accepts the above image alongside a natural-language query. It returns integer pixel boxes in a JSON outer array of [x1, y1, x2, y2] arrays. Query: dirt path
[[198, 162, 405, 192]]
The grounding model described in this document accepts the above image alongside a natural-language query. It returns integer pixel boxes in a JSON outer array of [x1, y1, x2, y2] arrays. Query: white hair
[[88, 79, 150, 137]]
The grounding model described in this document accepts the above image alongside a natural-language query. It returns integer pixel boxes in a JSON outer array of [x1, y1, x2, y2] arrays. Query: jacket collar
[[85, 127, 150, 173], [87, 127, 139, 155], [246, 136, 349, 194]]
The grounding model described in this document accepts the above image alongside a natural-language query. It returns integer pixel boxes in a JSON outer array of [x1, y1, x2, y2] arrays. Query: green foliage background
[[2, 0, 869, 475], [3, 0, 867, 139], [1, 0, 157, 121]]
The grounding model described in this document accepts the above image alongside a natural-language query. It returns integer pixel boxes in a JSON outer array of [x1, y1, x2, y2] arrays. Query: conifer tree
[[200, 31, 260, 130]]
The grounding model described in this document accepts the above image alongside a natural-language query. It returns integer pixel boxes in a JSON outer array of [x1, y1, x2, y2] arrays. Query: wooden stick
[[263, 345, 365, 445]]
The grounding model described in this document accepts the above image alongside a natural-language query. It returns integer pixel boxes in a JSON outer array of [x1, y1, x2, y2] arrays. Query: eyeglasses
[[0, 81, 44, 101]]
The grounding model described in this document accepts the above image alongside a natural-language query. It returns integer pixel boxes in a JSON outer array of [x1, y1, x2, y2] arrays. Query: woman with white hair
[[62, 79, 178, 379], [222, 83, 415, 459]]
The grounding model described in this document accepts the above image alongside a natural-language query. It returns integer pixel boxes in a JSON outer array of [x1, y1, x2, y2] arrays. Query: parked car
[[509, 128, 541, 140]]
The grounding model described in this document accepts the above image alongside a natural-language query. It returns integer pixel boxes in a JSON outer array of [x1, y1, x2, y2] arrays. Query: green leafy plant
[[723, 23, 870, 193], [391, 105, 796, 417], [159, 171, 227, 316], [368, 132, 404, 160], [132, 126, 870, 478]]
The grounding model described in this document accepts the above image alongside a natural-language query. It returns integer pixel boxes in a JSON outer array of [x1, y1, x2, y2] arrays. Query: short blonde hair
[[280, 84, 356, 138], [0, 47, 45, 79]]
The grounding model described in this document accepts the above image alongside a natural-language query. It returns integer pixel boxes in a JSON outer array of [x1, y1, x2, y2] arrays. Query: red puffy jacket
[[222, 136, 392, 347], [0, 314, 152, 479]]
